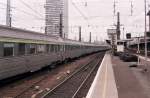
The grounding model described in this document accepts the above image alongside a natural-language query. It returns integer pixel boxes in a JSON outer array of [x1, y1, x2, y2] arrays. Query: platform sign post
[[107, 29, 117, 54], [137, 37, 140, 65], [144, 0, 148, 72]]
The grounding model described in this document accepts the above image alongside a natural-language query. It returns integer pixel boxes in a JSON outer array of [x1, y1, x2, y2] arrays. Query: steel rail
[[41, 54, 101, 98], [72, 57, 102, 98]]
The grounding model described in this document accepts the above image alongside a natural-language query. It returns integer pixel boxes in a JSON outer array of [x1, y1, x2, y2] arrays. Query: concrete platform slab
[[112, 56, 149, 98], [86, 53, 118, 98]]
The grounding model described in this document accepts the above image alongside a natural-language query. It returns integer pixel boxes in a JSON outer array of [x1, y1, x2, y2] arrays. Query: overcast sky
[[0, 0, 150, 42]]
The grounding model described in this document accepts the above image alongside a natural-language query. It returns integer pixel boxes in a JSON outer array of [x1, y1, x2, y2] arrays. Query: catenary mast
[[6, 0, 11, 27]]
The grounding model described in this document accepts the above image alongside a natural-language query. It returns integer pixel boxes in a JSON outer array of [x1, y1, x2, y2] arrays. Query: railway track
[[13, 53, 100, 98], [72, 55, 103, 98], [13, 74, 48, 98], [41, 52, 104, 98], [0, 52, 104, 98]]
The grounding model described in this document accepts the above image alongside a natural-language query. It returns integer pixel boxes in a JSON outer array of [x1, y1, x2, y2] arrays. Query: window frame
[[29, 44, 36, 54], [18, 43, 26, 56], [37, 44, 46, 53], [3, 42, 15, 57]]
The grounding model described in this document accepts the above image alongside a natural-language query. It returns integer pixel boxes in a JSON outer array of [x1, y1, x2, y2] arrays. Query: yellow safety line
[[102, 60, 108, 98]]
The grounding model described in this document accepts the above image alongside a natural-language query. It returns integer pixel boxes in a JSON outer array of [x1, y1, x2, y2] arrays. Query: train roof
[[0, 25, 106, 46]]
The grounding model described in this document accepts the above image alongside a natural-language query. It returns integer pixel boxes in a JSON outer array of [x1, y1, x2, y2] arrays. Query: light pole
[[144, 0, 148, 71], [59, 13, 63, 38], [79, 26, 82, 42], [147, 10, 150, 31], [6, 0, 11, 27], [123, 27, 125, 40], [136, 36, 140, 65]]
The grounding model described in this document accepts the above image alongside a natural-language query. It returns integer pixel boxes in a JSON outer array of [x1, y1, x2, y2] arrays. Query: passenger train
[[0, 25, 109, 80]]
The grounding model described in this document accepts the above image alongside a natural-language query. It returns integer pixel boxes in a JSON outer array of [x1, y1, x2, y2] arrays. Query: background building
[[45, 0, 68, 38]]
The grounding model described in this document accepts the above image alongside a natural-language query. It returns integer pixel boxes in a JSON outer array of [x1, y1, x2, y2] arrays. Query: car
[[119, 52, 138, 62], [114, 51, 123, 56]]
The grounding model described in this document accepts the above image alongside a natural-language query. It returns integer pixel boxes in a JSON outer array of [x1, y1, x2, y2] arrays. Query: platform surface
[[112, 56, 149, 98], [87, 53, 150, 98], [86, 53, 118, 98]]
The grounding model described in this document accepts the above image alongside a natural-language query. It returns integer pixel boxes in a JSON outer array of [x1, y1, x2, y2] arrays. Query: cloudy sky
[[0, 0, 150, 42]]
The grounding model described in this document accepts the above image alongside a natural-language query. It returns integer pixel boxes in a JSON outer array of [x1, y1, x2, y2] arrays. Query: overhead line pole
[[117, 12, 121, 40], [79, 26, 82, 42], [71, 1, 90, 41], [144, 0, 148, 71], [89, 32, 91, 43], [6, 0, 11, 27], [59, 13, 63, 38], [131, 1, 133, 16], [113, 0, 116, 16], [148, 11, 150, 31]]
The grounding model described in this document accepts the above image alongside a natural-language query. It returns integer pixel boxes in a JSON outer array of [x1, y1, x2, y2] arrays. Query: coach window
[[18, 43, 26, 55], [65, 45, 67, 51], [63, 45, 65, 52], [66, 45, 68, 50], [29, 44, 36, 54], [71, 45, 73, 50], [4, 43, 14, 57], [65, 45, 68, 50], [60, 45, 64, 52], [59, 45, 62, 52], [68, 45, 70, 50], [49, 44, 51, 52], [69, 45, 71, 50], [54, 45, 57, 52], [58, 45, 60, 52], [37, 44, 45, 53], [56, 45, 59, 52], [57, 45, 60, 52], [61, 45, 63, 52], [46, 44, 50, 53], [67, 45, 69, 50], [51, 44, 54, 52]]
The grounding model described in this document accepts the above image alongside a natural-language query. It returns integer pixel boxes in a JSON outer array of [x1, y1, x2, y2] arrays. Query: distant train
[[0, 25, 109, 80]]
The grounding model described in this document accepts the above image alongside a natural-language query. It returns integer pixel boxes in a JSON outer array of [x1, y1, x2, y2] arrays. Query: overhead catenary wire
[[0, 2, 45, 20], [71, 0, 89, 24], [0, 1, 93, 21], [113, 0, 117, 16], [13, 8, 45, 20], [0, 0, 147, 35], [19, 0, 44, 18], [0, 1, 141, 22], [0, 1, 45, 33], [130, 0, 134, 16]]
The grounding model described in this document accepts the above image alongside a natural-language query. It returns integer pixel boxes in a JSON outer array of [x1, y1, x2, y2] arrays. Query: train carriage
[[0, 25, 109, 80]]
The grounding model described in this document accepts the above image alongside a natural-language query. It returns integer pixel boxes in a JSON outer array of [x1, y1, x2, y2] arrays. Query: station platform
[[86, 53, 150, 98], [86, 53, 118, 98]]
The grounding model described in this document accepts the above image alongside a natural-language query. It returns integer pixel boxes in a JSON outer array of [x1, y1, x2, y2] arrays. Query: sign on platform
[[107, 29, 117, 45]]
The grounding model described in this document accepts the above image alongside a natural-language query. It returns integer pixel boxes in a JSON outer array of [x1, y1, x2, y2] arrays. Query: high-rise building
[[45, 0, 68, 38]]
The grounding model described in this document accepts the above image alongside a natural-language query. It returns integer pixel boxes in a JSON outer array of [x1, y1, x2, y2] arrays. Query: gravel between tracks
[[0, 52, 104, 98], [43, 52, 105, 98], [73, 54, 104, 98]]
